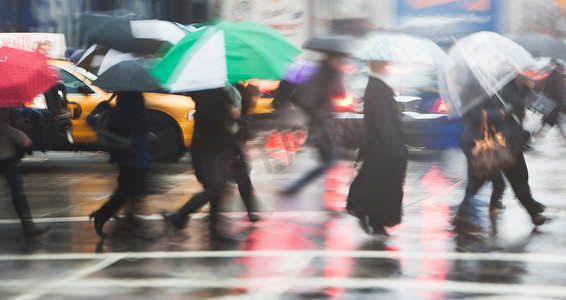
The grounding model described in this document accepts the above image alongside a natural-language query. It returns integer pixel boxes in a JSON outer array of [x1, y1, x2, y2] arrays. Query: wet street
[[2, 124, 566, 300]]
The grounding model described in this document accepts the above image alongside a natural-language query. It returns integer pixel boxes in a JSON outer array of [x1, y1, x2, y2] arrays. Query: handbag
[[528, 91, 557, 119], [86, 99, 140, 155], [471, 110, 516, 177]]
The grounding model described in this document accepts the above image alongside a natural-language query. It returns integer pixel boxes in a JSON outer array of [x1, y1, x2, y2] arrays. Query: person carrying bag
[[86, 94, 141, 155]]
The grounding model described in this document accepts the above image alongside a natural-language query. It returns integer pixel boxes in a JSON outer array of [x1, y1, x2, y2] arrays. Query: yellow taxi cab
[[50, 60, 277, 161], [50, 59, 195, 161]]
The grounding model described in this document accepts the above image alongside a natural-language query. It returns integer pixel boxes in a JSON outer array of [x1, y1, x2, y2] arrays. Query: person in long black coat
[[89, 91, 151, 238], [454, 75, 550, 231], [345, 60, 408, 236]]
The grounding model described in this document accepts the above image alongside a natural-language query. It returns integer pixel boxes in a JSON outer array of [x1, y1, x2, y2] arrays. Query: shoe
[[24, 223, 51, 238], [161, 211, 189, 230], [531, 213, 550, 226], [278, 188, 297, 197], [247, 212, 261, 222], [89, 211, 106, 238], [489, 201, 505, 214]]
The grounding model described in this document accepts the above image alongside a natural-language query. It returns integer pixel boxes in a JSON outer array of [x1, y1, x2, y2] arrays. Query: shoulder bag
[[471, 110, 516, 177], [86, 97, 140, 156]]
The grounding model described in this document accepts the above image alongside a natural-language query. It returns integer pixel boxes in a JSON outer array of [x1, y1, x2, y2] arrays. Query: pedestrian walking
[[344, 60, 408, 236], [279, 52, 345, 196], [89, 91, 151, 238], [535, 59, 566, 140], [162, 85, 260, 240], [454, 74, 550, 232], [0, 108, 50, 238]]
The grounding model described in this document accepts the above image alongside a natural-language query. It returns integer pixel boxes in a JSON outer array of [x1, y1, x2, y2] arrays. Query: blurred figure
[[0, 108, 50, 238], [454, 75, 550, 232], [279, 52, 346, 196], [489, 173, 506, 213], [536, 59, 566, 140], [345, 60, 408, 236], [162, 86, 260, 240], [89, 91, 151, 238]]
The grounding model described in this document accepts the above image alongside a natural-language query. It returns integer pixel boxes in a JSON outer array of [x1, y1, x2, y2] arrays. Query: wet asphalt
[[1, 120, 566, 300]]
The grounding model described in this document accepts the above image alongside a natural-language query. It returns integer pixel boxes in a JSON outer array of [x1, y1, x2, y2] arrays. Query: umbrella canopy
[[358, 32, 447, 67], [438, 31, 533, 118], [302, 35, 359, 55], [76, 44, 138, 75], [510, 32, 566, 61], [81, 12, 187, 55], [151, 21, 300, 93], [0, 47, 58, 107], [92, 59, 162, 92], [284, 60, 319, 84]]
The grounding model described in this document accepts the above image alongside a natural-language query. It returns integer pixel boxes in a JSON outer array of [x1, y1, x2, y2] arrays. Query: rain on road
[[1, 126, 566, 300]]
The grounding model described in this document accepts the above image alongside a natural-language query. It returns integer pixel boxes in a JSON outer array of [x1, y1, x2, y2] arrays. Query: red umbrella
[[0, 47, 58, 107]]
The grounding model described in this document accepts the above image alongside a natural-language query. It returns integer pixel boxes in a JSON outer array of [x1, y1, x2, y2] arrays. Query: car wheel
[[147, 112, 183, 162]]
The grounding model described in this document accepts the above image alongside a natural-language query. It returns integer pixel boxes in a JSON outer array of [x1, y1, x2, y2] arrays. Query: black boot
[[161, 211, 189, 230], [23, 222, 51, 238], [89, 210, 109, 238]]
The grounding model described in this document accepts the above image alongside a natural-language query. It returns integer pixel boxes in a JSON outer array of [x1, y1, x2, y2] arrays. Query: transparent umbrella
[[357, 32, 447, 67], [438, 31, 534, 118]]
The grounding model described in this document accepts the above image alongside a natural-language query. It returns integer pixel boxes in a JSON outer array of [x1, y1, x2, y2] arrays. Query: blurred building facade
[[1, 0, 566, 50]]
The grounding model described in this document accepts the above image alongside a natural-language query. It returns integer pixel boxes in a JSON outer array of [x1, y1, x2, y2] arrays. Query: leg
[[454, 157, 487, 230], [502, 153, 548, 225], [489, 172, 505, 211], [282, 144, 339, 194], [91, 166, 141, 237], [231, 153, 260, 222], [1, 159, 50, 237]]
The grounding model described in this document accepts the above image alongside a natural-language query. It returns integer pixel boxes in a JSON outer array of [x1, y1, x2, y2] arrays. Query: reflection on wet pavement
[[1, 128, 566, 299]]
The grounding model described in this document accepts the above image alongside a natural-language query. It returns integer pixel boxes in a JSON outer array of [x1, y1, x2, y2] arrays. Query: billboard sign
[[0, 33, 67, 60], [396, 0, 499, 46], [221, 0, 309, 49]]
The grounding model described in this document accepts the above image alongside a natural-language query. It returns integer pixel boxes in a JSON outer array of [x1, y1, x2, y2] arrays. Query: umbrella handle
[[493, 91, 520, 124]]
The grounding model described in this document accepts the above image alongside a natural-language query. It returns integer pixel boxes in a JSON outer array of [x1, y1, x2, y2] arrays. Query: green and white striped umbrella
[[151, 21, 300, 92]]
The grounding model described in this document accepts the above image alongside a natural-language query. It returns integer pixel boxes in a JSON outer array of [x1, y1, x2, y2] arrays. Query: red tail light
[[332, 95, 355, 112], [428, 98, 448, 114]]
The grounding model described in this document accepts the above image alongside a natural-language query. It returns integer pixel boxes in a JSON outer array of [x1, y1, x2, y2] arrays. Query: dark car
[[334, 62, 463, 150], [13, 81, 73, 153]]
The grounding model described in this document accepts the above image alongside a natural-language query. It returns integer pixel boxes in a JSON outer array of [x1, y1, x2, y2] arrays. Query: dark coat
[[460, 79, 529, 157], [293, 61, 344, 148], [541, 68, 566, 125], [108, 91, 151, 169], [346, 76, 408, 228], [189, 87, 238, 155]]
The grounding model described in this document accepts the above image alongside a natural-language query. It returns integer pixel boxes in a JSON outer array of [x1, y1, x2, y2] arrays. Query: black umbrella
[[91, 59, 162, 92], [81, 12, 161, 54], [80, 12, 187, 55], [302, 35, 360, 55], [510, 32, 566, 61]]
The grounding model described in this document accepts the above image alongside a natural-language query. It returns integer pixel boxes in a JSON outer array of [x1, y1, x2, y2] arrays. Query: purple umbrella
[[284, 60, 319, 84]]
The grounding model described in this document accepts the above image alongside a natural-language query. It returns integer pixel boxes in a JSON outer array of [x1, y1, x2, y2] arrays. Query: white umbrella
[[76, 44, 137, 75], [438, 31, 534, 118], [358, 32, 447, 67]]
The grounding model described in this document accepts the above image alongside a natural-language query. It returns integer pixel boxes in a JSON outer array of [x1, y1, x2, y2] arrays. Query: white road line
[[0, 211, 337, 224], [2, 278, 566, 298], [11, 254, 124, 300], [2, 250, 566, 264]]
